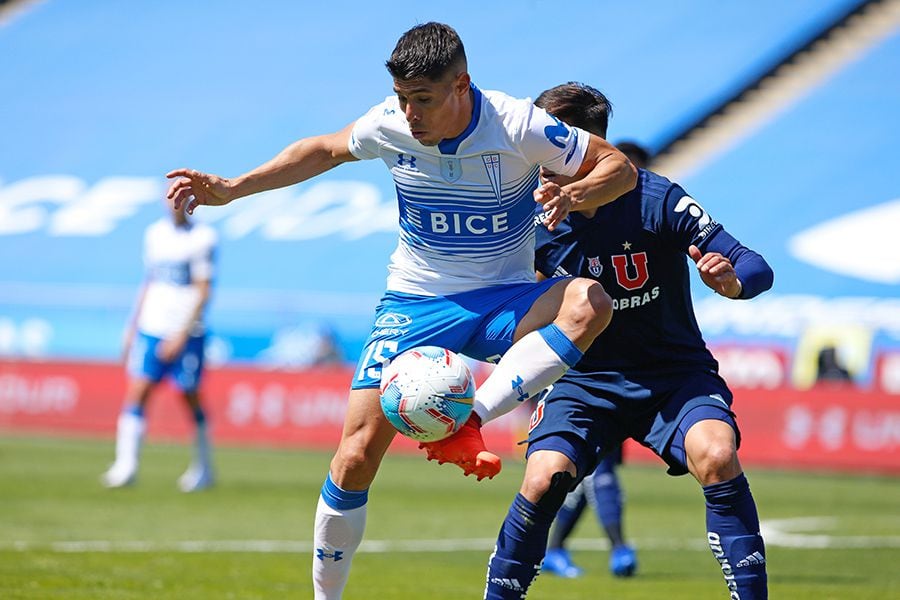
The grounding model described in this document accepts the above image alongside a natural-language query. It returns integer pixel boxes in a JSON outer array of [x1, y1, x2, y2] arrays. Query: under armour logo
[[396, 153, 417, 170], [511, 375, 528, 402], [316, 548, 344, 562]]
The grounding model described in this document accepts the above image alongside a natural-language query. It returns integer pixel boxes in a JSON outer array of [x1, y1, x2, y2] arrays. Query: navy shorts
[[352, 279, 562, 389], [526, 370, 739, 478]]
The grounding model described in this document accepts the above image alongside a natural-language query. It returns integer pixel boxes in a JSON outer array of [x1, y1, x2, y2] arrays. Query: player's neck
[[442, 86, 476, 143]]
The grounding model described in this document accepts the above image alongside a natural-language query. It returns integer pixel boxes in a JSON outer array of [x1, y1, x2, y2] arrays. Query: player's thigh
[[330, 387, 397, 489], [527, 380, 623, 480], [171, 335, 205, 393], [513, 278, 569, 340]]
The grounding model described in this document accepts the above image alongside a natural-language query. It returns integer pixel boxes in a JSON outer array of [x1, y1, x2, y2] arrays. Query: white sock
[[114, 410, 145, 471], [474, 324, 582, 425], [312, 476, 368, 599], [193, 421, 212, 470]]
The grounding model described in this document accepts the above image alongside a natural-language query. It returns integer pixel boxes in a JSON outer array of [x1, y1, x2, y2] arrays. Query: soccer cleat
[[542, 548, 583, 578], [419, 415, 502, 480], [177, 464, 214, 493], [101, 463, 136, 489], [609, 544, 638, 577]]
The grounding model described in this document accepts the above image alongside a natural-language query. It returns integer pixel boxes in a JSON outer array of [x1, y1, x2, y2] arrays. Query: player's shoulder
[[357, 95, 409, 134], [144, 217, 169, 238], [635, 169, 685, 204], [190, 221, 219, 245], [480, 88, 538, 130]]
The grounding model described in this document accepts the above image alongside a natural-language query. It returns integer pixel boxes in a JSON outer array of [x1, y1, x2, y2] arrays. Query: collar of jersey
[[437, 83, 482, 156]]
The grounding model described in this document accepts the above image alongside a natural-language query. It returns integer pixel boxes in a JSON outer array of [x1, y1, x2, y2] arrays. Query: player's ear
[[453, 71, 471, 96]]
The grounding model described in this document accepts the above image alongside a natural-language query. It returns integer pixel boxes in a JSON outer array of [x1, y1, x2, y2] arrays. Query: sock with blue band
[[312, 473, 369, 600], [704, 473, 768, 599], [474, 323, 583, 425]]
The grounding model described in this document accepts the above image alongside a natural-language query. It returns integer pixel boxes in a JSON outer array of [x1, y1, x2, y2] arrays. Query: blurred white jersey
[[137, 218, 217, 338], [349, 84, 589, 296]]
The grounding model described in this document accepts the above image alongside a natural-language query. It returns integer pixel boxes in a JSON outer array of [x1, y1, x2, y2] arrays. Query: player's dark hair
[[615, 140, 651, 169], [535, 82, 611, 138], [386, 22, 467, 81]]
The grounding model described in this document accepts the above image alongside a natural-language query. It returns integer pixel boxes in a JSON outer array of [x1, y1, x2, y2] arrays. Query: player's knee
[[332, 438, 380, 485], [524, 470, 576, 514], [564, 278, 612, 335], [691, 439, 740, 484]]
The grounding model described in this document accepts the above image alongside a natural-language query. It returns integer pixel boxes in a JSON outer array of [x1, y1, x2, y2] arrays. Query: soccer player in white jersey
[[166, 22, 636, 598], [101, 193, 217, 493]]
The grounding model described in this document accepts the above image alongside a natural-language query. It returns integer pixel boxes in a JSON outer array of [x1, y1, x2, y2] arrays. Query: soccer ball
[[379, 346, 476, 442]]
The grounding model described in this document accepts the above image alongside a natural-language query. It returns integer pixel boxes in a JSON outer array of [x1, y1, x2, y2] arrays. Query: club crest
[[587, 256, 603, 277], [440, 157, 462, 182]]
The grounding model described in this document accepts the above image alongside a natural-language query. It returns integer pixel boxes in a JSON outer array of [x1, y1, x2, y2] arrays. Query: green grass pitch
[[1, 434, 897, 599]]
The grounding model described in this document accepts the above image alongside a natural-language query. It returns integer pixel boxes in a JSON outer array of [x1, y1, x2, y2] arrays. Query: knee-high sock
[[547, 483, 586, 550], [114, 406, 145, 471], [485, 493, 557, 599], [312, 473, 368, 600], [704, 473, 768, 599], [474, 324, 582, 425], [191, 408, 212, 470], [586, 457, 625, 546]]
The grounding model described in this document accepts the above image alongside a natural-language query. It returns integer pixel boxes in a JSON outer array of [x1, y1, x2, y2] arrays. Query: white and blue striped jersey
[[137, 218, 217, 338], [349, 84, 589, 296]]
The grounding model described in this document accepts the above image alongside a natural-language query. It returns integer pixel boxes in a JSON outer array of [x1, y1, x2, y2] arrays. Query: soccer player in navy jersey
[[483, 82, 773, 599], [165, 24, 636, 599], [543, 141, 653, 581]]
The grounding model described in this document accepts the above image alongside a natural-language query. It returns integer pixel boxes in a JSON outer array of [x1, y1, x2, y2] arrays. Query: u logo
[[611, 252, 649, 290]]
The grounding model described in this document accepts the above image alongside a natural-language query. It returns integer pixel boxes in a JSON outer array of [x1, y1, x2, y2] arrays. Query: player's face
[[393, 71, 471, 146]]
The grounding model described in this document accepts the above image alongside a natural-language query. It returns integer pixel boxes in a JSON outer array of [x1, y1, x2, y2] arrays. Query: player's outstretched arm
[[565, 134, 637, 211], [166, 123, 359, 214]]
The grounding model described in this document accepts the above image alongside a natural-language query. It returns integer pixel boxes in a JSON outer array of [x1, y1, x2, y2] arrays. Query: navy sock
[[547, 489, 586, 550], [485, 493, 556, 599], [591, 458, 623, 531], [192, 407, 206, 425], [704, 473, 768, 599]]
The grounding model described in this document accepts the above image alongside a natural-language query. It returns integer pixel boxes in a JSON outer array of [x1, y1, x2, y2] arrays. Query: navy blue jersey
[[535, 169, 769, 384]]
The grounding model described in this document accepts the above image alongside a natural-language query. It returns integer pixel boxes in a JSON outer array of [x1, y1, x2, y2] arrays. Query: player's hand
[[157, 335, 187, 362], [688, 245, 742, 298], [534, 181, 572, 231], [166, 169, 233, 214]]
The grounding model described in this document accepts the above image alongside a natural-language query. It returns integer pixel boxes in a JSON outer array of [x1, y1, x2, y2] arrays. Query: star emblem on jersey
[[622, 241, 632, 250]]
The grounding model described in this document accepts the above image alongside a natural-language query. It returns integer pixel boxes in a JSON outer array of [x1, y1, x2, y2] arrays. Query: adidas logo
[[489, 577, 524, 591], [736, 551, 766, 568]]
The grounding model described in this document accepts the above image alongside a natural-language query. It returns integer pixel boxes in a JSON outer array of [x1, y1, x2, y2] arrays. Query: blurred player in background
[[101, 191, 217, 493], [165, 22, 636, 599], [483, 82, 773, 599], [542, 140, 653, 581]]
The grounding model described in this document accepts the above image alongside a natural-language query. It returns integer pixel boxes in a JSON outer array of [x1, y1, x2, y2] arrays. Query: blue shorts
[[352, 279, 562, 389], [127, 331, 206, 392], [526, 370, 739, 477]]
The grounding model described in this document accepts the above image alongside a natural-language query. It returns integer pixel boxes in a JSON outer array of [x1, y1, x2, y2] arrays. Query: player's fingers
[[688, 245, 703, 264], [166, 168, 191, 179]]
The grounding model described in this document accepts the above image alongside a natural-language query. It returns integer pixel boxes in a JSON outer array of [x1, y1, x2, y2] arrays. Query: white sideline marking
[[4, 518, 900, 554]]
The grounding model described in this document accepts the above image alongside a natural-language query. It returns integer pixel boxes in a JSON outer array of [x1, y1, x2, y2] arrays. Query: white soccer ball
[[379, 346, 476, 442]]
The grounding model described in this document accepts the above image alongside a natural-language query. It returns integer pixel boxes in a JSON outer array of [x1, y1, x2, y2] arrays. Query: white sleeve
[[348, 101, 388, 160], [518, 104, 590, 177], [190, 228, 217, 283]]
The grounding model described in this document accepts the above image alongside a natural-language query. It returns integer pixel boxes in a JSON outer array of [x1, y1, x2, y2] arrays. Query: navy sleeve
[[699, 227, 774, 299], [659, 182, 773, 299]]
